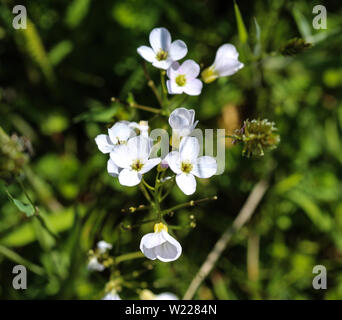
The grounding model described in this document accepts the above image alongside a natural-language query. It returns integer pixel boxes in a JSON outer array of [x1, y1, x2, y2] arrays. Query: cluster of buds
[[232, 119, 280, 157], [87, 241, 114, 272], [279, 38, 312, 56], [0, 126, 29, 181]]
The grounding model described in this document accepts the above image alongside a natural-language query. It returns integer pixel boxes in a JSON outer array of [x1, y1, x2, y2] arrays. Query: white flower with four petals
[[165, 136, 217, 195], [137, 27, 187, 70], [166, 60, 203, 96], [110, 135, 161, 187]]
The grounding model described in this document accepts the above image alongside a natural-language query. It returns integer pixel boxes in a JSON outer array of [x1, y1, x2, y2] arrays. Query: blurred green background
[[0, 0, 342, 299]]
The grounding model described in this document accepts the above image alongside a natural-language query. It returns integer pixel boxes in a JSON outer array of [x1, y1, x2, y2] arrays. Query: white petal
[[108, 122, 135, 145], [168, 107, 195, 130], [127, 136, 151, 160], [192, 156, 217, 178], [140, 233, 161, 260], [213, 44, 244, 77], [166, 80, 183, 95], [149, 27, 171, 52], [118, 168, 142, 186], [167, 61, 180, 79], [155, 293, 179, 300], [169, 40, 187, 60], [107, 158, 120, 177], [179, 136, 200, 162], [87, 257, 104, 272], [164, 151, 182, 174], [152, 58, 173, 70], [179, 59, 200, 79], [110, 145, 131, 169], [102, 292, 121, 300], [141, 232, 165, 249], [155, 230, 182, 262], [97, 240, 112, 253], [176, 173, 196, 195], [183, 79, 203, 96], [95, 134, 114, 154], [140, 158, 161, 174], [137, 45, 157, 63]]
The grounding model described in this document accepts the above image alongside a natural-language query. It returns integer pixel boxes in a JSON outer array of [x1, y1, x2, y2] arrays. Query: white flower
[[87, 257, 105, 272], [137, 27, 187, 70], [165, 137, 217, 195], [169, 107, 198, 139], [155, 292, 179, 300], [166, 60, 203, 96], [140, 223, 182, 262], [129, 120, 149, 138], [95, 121, 136, 177], [95, 121, 136, 154], [202, 44, 244, 83], [102, 290, 121, 300], [97, 240, 112, 253], [110, 135, 161, 187]]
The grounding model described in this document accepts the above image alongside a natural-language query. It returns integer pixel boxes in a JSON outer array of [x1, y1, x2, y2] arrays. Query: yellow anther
[[154, 222, 168, 233]]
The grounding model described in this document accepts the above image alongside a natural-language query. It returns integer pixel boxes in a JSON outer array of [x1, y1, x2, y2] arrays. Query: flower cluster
[[138, 27, 244, 95], [90, 26, 279, 300], [95, 108, 217, 196], [95, 107, 218, 262]]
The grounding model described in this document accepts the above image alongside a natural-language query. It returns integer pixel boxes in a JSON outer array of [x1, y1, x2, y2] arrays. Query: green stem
[[142, 62, 163, 106], [139, 183, 152, 204], [161, 196, 218, 216], [142, 178, 155, 191], [0, 244, 45, 276], [115, 251, 144, 264], [160, 177, 176, 202]]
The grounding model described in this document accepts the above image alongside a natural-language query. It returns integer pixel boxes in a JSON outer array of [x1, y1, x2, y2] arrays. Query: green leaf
[[5, 189, 35, 217], [48, 40, 73, 66], [287, 190, 332, 232], [292, 7, 312, 40], [234, 0, 248, 44], [65, 0, 91, 29], [253, 17, 261, 56]]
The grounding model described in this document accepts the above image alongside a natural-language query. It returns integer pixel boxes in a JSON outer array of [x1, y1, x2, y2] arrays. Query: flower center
[[156, 50, 168, 61], [201, 66, 219, 84], [175, 74, 187, 87], [115, 137, 126, 145], [131, 159, 144, 171], [154, 222, 168, 233], [181, 161, 193, 174]]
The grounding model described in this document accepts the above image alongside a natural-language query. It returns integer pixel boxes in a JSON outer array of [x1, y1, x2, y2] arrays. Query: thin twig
[[142, 62, 163, 106], [161, 196, 218, 216], [121, 204, 150, 213], [183, 179, 269, 300]]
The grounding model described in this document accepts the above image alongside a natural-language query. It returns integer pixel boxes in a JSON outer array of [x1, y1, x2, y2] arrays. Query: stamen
[[181, 161, 193, 174], [131, 159, 144, 171], [175, 74, 187, 87], [156, 50, 168, 61]]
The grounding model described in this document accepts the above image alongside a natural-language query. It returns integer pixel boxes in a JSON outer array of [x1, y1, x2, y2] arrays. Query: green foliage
[[65, 0, 91, 29]]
